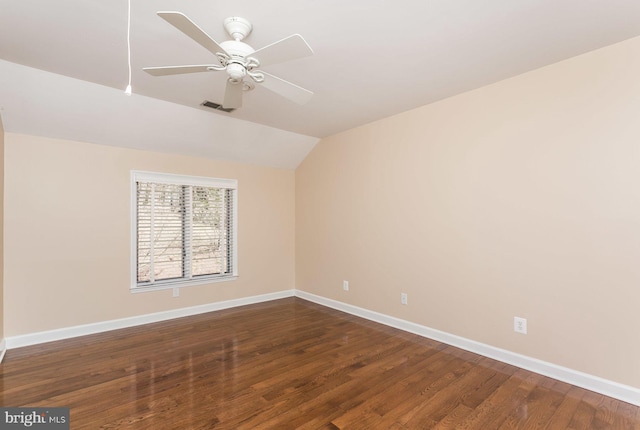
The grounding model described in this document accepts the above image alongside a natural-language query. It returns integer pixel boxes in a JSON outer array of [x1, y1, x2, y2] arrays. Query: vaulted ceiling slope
[[0, 60, 318, 169], [1, 0, 640, 168]]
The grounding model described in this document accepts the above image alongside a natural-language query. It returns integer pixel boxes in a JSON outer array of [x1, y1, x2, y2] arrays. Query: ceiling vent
[[201, 100, 236, 113]]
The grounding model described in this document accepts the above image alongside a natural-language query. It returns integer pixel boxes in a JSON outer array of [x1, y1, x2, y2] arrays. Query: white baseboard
[[295, 290, 640, 407], [4, 288, 638, 406], [5, 290, 295, 349]]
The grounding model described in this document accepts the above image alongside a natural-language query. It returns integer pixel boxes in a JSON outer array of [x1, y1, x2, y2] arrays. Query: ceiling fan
[[143, 12, 314, 109]]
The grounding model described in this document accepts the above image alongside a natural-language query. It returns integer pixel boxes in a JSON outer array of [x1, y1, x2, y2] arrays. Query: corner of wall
[[0, 114, 5, 363]]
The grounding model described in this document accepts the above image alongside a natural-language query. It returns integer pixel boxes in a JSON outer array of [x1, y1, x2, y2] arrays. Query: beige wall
[[296, 36, 640, 388], [4, 133, 295, 336]]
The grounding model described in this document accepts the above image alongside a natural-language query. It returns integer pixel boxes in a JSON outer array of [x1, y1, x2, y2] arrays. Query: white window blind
[[131, 171, 237, 291]]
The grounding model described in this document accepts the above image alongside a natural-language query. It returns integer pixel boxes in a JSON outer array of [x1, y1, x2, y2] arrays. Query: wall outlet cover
[[514, 316, 527, 334], [401, 293, 408, 305]]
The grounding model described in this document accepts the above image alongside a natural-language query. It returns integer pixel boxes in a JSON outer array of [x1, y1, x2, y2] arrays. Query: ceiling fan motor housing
[[220, 40, 254, 58]]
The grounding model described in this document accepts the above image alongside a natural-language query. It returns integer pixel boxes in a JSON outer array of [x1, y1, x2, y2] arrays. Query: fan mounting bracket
[[224, 17, 252, 41]]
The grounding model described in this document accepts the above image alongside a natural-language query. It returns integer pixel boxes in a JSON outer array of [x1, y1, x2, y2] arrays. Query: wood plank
[[0, 297, 638, 429]]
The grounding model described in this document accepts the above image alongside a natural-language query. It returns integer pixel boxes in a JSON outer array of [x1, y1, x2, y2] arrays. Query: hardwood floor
[[1, 297, 638, 429]]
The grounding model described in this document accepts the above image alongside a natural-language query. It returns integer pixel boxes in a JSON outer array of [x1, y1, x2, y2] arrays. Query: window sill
[[130, 275, 238, 294]]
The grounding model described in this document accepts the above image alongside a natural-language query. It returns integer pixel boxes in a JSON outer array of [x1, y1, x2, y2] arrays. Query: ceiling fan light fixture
[[226, 63, 246, 80]]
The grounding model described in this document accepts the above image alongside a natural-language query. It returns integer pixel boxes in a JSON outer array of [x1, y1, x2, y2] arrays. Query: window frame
[[130, 170, 238, 293]]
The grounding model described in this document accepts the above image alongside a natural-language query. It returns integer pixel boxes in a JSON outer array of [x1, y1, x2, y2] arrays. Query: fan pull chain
[[124, 0, 132, 95]]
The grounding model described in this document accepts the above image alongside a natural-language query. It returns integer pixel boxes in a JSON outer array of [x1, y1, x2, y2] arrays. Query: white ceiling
[[1, 0, 640, 168]]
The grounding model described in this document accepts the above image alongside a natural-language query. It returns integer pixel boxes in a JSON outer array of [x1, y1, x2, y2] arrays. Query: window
[[131, 171, 237, 291]]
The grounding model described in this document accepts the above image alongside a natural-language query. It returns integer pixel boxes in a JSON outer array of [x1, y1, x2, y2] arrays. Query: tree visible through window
[[132, 172, 237, 290]]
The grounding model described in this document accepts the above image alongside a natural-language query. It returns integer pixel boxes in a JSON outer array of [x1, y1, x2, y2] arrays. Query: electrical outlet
[[173, 287, 180, 298], [343, 280, 349, 291], [514, 316, 527, 334], [400, 293, 408, 305]]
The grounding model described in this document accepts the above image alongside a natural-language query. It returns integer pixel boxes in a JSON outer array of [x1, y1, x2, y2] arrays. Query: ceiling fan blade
[[259, 71, 313, 105], [143, 65, 220, 76], [251, 34, 313, 67], [223, 80, 243, 109], [157, 11, 227, 58]]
